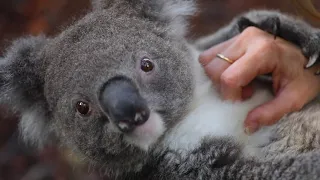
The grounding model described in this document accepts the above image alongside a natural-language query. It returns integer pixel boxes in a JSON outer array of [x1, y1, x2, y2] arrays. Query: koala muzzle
[[99, 77, 150, 132]]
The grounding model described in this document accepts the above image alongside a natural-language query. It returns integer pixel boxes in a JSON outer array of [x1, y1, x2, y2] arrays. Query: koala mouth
[[99, 76, 166, 150], [124, 111, 165, 151]]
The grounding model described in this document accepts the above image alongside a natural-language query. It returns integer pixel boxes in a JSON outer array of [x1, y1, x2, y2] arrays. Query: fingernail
[[244, 121, 259, 135]]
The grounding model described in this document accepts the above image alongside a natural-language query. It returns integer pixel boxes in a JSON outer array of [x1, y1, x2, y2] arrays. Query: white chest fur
[[163, 45, 275, 156]]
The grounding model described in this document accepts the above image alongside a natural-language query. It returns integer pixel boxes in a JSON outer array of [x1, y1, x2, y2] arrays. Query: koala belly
[[162, 57, 276, 158]]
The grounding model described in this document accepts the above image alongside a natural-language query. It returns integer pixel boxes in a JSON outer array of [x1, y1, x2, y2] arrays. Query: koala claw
[[237, 15, 320, 72], [303, 34, 320, 71], [305, 54, 319, 69]]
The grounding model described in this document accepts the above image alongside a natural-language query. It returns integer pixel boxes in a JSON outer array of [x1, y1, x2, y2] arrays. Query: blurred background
[[0, 0, 319, 180]]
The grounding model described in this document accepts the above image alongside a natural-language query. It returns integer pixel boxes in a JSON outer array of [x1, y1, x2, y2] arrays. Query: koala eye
[[140, 57, 154, 72], [76, 101, 91, 116]]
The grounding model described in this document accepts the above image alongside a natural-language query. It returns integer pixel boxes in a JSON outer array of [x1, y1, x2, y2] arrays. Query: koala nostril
[[116, 109, 150, 132], [134, 110, 150, 125]]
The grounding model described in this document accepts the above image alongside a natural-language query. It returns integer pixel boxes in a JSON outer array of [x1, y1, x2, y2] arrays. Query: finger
[[242, 85, 254, 100], [202, 40, 246, 86], [205, 38, 251, 101], [222, 49, 277, 88], [218, 53, 257, 101], [199, 35, 239, 66], [244, 85, 307, 134], [203, 56, 233, 84], [220, 81, 242, 101], [219, 48, 278, 101], [219, 75, 255, 101]]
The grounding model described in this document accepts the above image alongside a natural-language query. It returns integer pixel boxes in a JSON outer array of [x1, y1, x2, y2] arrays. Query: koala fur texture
[[1, 0, 320, 179]]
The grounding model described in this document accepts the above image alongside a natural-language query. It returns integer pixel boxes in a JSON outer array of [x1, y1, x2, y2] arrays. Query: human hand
[[199, 27, 320, 134]]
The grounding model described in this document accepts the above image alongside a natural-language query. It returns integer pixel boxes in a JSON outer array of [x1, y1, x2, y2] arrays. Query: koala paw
[[302, 33, 320, 70], [237, 16, 280, 39], [237, 13, 320, 71]]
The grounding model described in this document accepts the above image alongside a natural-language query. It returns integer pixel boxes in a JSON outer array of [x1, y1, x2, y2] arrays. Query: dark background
[[0, 0, 319, 179]]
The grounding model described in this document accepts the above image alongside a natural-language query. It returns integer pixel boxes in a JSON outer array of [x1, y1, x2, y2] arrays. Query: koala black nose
[[99, 77, 150, 132]]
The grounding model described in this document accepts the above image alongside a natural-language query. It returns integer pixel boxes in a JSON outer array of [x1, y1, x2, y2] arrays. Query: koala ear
[[146, 0, 198, 37], [0, 35, 52, 148], [91, 0, 120, 10], [91, 0, 107, 10], [91, 0, 198, 37]]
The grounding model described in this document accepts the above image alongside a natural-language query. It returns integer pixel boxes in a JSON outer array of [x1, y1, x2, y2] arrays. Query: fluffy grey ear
[[90, 0, 121, 10], [0, 35, 52, 148], [91, 0, 198, 37]]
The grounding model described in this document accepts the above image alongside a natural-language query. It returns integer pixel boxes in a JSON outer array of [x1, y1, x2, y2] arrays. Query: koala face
[[0, 0, 197, 176], [44, 11, 193, 173]]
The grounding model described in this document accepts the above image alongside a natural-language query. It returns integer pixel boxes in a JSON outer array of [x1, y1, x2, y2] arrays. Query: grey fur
[[136, 101, 320, 180], [1, 1, 320, 179]]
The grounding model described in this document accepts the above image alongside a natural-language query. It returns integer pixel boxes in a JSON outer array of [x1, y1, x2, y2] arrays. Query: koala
[[1, 0, 320, 179]]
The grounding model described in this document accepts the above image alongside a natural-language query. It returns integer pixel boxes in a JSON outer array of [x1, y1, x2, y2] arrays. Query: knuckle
[[211, 72, 221, 84], [259, 39, 277, 51], [240, 27, 279, 52], [255, 40, 280, 60], [220, 72, 238, 88], [204, 60, 229, 83], [203, 62, 221, 83], [241, 26, 263, 37], [289, 100, 304, 111], [206, 68, 220, 83]]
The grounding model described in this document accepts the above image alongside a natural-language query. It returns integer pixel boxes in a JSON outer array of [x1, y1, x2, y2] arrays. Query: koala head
[[0, 0, 197, 177]]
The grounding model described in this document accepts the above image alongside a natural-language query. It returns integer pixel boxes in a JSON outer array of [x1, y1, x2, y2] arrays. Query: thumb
[[244, 86, 305, 134]]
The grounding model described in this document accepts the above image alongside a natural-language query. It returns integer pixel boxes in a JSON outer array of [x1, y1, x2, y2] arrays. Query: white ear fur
[[19, 107, 52, 148], [91, 0, 110, 10], [156, 0, 197, 37], [91, 0, 101, 10]]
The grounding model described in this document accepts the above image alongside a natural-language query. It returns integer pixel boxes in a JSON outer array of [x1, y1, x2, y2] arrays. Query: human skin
[[199, 27, 320, 134]]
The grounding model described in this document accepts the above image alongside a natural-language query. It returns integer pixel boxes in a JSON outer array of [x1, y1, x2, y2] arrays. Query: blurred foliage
[[0, 0, 90, 55]]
